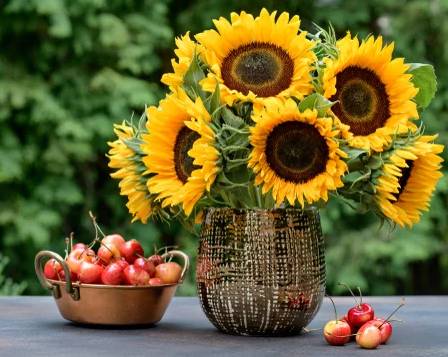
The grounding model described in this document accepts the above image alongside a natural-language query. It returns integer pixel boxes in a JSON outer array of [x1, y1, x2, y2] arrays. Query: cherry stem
[[338, 282, 359, 306], [303, 327, 322, 333], [88, 212, 100, 248], [80, 246, 95, 259], [157, 245, 178, 253], [379, 298, 405, 328], [100, 240, 114, 253], [388, 319, 404, 323], [64, 237, 70, 259], [327, 332, 360, 338], [89, 211, 107, 241], [357, 286, 363, 305], [326, 293, 339, 321]]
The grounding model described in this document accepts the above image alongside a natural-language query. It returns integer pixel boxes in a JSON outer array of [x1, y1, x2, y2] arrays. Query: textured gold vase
[[196, 208, 325, 336]]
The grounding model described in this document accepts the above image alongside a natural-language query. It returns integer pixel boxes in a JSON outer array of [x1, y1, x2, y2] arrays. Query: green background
[[0, 0, 447, 296]]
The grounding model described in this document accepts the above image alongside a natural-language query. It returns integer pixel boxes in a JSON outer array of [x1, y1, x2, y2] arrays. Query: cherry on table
[[356, 323, 382, 349], [323, 295, 352, 346], [339, 283, 375, 328], [363, 318, 392, 344]]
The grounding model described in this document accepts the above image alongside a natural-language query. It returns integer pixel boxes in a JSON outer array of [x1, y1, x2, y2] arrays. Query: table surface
[[0, 296, 447, 357]]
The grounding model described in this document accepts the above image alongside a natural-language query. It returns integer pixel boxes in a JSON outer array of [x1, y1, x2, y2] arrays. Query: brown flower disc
[[393, 160, 415, 200], [221, 42, 294, 97], [174, 126, 200, 183], [265, 121, 329, 183], [330, 66, 390, 135]]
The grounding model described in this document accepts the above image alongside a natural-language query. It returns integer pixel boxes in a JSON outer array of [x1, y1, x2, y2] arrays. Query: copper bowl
[[35, 249, 189, 326]]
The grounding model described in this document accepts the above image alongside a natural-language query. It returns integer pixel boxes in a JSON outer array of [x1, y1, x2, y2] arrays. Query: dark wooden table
[[0, 296, 447, 356]]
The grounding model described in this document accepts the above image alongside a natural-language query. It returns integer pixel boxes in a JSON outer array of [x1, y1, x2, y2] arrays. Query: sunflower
[[172, 116, 220, 215], [375, 136, 444, 227], [196, 9, 316, 108], [248, 99, 348, 207], [107, 122, 153, 223], [323, 34, 419, 152], [141, 90, 217, 215], [161, 32, 206, 90]]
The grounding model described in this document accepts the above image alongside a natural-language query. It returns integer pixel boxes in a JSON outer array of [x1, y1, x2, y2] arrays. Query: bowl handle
[[161, 250, 190, 283], [34, 250, 80, 301]]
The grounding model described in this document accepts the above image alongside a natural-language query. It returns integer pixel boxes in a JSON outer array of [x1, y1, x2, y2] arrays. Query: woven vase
[[196, 207, 325, 336]]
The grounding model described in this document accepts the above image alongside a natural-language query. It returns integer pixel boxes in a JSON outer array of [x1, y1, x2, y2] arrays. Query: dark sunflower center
[[173, 126, 200, 184], [265, 121, 329, 183], [330, 66, 390, 136], [221, 42, 294, 97], [393, 160, 414, 201]]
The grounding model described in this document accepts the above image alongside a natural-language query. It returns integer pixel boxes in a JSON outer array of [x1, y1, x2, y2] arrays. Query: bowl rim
[[48, 279, 178, 290]]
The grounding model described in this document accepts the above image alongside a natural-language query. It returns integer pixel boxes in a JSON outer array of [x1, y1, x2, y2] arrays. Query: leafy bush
[[0, 254, 27, 295]]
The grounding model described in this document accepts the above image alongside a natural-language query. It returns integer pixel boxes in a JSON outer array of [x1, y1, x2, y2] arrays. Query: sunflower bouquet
[[108, 9, 443, 229]]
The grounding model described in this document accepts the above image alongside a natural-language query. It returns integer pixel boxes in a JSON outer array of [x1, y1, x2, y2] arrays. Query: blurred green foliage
[[0, 253, 27, 295], [0, 0, 446, 296]]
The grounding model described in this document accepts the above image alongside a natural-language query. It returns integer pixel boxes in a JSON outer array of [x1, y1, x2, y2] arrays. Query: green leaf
[[408, 63, 437, 109], [366, 156, 383, 170], [182, 53, 206, 100], [345, 148, 368, 161], [137, 111, 147, 134], [205, 82, 222, 119], [222, 107, 245, 129], [298, 93, 335, 116], [124, 137, 145, 156]]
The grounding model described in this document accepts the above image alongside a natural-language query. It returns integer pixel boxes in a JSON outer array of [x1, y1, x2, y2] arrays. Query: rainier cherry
[[120, 239, 144, 264], [72, 243, 87, 251], [155, 262, 182, 284], [102, 234, 125, 247], [147, 254, 163, 267], [356, 324, 381, 349], [98, 242, 121, 265], [58, 268, 78, 282], [323, 295, 351, 346], [134, 257, 155, 277], [339, 283, 374, 328], [79, 261, 104, 284], [348, 303, 374, 328], [363, 318, 393, 344], [115, 259, 129, 270], [362, 299, 405, 345], [149, 277, 163, 286], [340, 314, 357, 341], [66, 247, 95, 275], [44, 259, 62, 280], [101, 262, 125, 285], [123, 265, 150, 286]]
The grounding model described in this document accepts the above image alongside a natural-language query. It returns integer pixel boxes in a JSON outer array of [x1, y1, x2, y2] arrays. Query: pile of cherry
[[43, 214, 182, 286], [323, 284, 404, 349]]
